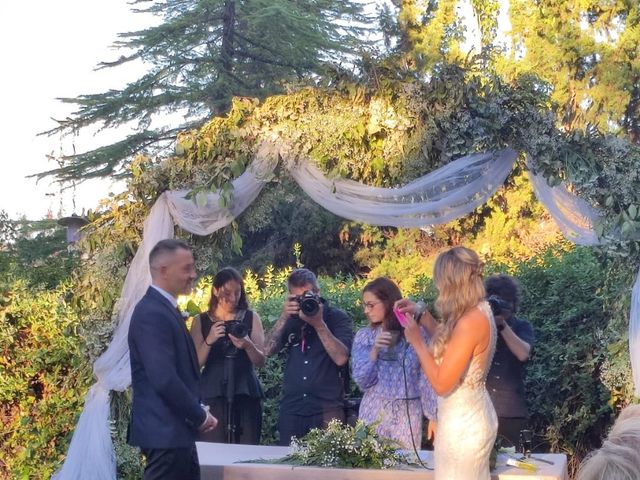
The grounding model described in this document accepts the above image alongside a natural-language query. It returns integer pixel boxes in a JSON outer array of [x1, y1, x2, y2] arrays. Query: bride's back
[[445, 302, 496, 397]]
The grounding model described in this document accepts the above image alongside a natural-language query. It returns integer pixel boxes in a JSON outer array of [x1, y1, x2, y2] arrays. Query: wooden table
[[197, 443, 568, 480]]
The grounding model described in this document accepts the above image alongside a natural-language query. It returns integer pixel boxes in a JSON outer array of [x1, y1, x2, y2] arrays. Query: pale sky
[[0, 1, 500, 221], [0, 1, 154, 219]]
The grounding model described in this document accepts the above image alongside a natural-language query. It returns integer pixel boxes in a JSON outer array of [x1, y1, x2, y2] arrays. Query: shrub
[[0, 281, 91, 479], [5, 244, 635, 480], [508, 247, 622, 475]]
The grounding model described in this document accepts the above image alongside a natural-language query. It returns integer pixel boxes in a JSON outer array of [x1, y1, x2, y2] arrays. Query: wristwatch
[[497, 323, 506, 332], [415, 301, 427, 321]]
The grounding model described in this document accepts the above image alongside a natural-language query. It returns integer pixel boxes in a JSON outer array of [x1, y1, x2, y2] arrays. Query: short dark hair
[[149, 239, 191, 270], [209, 267, 249, 311], [287, 268, 319, 291], [484, 274, 521, 313], [363, 277, 403, 331]]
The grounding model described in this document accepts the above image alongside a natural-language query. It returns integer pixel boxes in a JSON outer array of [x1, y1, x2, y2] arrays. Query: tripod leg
[[223, 357, 236, 443], [226, 397, 234, 444]]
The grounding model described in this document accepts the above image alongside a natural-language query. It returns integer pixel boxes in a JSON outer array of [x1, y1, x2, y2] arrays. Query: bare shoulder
[[455, 307, 490, 335]]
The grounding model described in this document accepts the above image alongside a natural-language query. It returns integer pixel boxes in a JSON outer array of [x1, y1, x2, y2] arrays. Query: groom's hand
[[199, 412, 218, 433]]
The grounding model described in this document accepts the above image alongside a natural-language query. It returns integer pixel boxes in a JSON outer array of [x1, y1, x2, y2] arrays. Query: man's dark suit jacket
[[128, 286, 205, 449]]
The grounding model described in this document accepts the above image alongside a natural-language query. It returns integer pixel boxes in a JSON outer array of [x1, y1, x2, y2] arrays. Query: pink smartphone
[[393, 307, 408, 327]]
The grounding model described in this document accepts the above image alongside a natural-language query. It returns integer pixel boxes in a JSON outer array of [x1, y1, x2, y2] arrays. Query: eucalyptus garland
[[122, 61, 639, 259]]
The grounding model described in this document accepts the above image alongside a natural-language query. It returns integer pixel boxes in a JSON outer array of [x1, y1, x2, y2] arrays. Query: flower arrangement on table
[[259, 419, 420, 469]]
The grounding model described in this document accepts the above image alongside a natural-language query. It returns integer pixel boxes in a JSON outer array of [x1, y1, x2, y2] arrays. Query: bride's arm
[[406, 309, 489, 397]]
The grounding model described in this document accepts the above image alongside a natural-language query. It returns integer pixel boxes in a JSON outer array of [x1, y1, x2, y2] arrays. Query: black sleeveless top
[[198, 309, 264, 399]]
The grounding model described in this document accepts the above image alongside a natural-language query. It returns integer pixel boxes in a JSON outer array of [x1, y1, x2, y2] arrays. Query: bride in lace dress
[[398, 246, 498, 480]]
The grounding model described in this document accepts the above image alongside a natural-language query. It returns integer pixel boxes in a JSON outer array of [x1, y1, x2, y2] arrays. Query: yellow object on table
[[506, 458, 538, 472]]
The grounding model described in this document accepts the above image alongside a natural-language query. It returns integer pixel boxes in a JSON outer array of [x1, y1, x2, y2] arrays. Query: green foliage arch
[[12, 59, 638, 479]]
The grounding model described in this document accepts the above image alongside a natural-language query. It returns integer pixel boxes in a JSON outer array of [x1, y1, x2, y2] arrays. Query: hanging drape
[[53, 141, 640, 479]]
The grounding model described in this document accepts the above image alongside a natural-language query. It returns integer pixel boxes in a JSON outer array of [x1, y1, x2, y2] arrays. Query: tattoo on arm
[[265, 316, 288, 356], [315, 323, 349, 366]]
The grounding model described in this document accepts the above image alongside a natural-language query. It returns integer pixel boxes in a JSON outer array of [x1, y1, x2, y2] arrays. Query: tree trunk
[[221, 0, 236, 76]]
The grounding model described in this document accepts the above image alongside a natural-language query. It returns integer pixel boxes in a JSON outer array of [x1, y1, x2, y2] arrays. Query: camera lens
[[227, 320, 248, 338], [300, 298, 319, 316], [297, 291, 320, 316]]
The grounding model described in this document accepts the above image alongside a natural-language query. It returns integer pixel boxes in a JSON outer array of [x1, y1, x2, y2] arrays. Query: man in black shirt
[[485, 274, 535, 448], [265, 268, 353, 446]]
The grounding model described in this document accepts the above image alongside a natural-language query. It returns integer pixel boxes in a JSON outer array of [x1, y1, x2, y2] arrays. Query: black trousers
[[497, 417, 528, 449], [141, 444, 199, 480], [277, 407, 345, 446]]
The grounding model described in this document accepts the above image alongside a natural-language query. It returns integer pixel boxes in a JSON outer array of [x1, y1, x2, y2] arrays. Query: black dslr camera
[[487, 295, 511, 316], [295, 290, 322, 316], [215, 320, 248, 359], [218, 320, 249, 338]]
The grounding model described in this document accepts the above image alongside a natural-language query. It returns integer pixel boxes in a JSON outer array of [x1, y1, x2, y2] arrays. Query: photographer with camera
[[485, 274, 535, 448], [265, 268, 353, 446], [190, 267, 265, 445]]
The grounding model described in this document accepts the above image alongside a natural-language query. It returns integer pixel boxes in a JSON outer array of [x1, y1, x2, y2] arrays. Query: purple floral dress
[[351, 325, 437, 449]]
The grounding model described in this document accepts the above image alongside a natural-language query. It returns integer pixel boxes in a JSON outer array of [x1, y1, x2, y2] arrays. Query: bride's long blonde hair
[[431, 246, 486, 361]]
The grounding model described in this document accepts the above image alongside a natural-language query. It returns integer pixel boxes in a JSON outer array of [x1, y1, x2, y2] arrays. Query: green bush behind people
[[1, 243, 634, 478]]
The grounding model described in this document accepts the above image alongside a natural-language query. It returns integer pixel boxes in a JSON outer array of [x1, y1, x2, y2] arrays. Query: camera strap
[[300, 324, 309, 352]]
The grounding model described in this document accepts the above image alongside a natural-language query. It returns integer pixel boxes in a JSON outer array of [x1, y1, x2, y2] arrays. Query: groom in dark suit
[[128, 239, 217, 480]]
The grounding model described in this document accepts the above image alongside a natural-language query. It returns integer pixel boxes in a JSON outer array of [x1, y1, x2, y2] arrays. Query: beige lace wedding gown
[[434, 302, 498, 480]]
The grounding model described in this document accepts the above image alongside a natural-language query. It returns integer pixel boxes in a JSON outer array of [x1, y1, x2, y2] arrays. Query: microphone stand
[[223, 347, 237, 444]]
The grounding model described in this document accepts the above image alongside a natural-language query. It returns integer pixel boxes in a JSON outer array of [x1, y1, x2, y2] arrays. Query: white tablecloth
[[197, 442, 568, 480]]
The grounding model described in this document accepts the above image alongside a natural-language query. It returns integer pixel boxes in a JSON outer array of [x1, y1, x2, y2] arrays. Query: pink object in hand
[[393, 307, 408, 327]]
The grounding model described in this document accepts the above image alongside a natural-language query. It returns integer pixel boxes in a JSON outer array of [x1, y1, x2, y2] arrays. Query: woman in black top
[[190, 267, 265, 444]]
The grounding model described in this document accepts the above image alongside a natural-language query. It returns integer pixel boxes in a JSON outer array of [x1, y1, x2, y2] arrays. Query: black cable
[[401, 342, 433, 470]]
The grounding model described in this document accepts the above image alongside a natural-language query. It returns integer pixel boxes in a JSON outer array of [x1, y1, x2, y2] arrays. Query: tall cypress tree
[[42, 0, 372, 181]]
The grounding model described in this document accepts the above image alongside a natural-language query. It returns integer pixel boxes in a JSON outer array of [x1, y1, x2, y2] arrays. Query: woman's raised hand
[[369, 329, 392, 361], [228, 333, 251, 350], [373, 330, 392, 350], [206, 321, 226, 345], [401, 308, 423, 347], [394, 298, 417, 316]]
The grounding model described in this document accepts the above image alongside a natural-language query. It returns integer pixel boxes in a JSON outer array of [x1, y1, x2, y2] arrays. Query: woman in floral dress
[[351, 277, 437, 449]]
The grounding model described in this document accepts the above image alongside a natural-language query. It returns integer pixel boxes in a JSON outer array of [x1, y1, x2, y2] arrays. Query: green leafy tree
[[379, 0, 466, 70], [385, 1, 640, 142], [499, 0, 640, 138], [0, 211, 17, 276], [0, 210, 17, 245], [43, 0, 372, 181], [470, 0, 499, 53], [205, 178, 364, 277], [0, 217, 80, 290]]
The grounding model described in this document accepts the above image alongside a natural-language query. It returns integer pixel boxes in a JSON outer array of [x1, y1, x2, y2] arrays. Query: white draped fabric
[[289, 149, 517, 227], [52, 144, 277, 480], [54, 141, 640, 479], [528, 171, 600, 246]]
